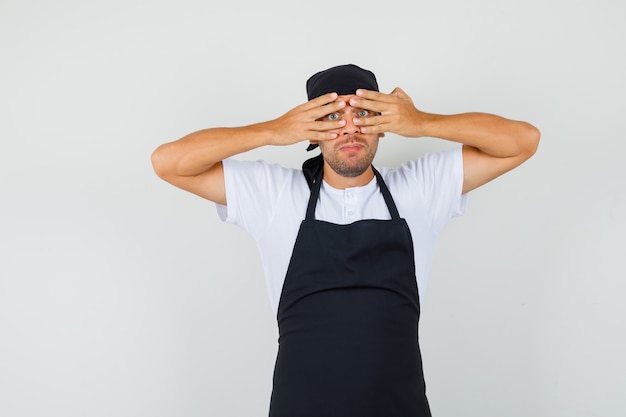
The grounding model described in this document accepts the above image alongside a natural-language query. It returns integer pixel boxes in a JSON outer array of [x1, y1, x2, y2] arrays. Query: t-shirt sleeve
[[216, 158, 297, 240], [394, 146, 468, 234]]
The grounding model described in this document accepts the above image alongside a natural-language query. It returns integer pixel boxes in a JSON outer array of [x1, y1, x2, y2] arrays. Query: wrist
[[246, 121, 278, 147], [415, 112, 441, 138]]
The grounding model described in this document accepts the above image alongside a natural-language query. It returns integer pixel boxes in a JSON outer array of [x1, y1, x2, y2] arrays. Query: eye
[[327, 112, 340, 120], [357, 109, 370, 117]]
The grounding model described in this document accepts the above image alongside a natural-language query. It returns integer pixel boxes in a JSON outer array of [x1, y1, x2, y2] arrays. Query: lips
[[340, 144, 364, 152], [337, 138, 367, 152]]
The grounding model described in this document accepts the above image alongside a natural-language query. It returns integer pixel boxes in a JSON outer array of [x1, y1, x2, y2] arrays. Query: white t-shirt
[[217, 146, 468, 316]]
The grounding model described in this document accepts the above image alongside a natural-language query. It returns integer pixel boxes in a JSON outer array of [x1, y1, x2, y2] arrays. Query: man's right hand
[[265, 92, 347, 146]]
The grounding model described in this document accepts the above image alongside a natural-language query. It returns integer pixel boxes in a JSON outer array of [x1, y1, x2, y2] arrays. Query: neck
[[322, 163, 375, 189]]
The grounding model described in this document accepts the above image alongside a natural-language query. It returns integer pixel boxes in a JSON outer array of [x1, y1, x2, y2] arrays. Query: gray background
[[1, 0, 624, 416]]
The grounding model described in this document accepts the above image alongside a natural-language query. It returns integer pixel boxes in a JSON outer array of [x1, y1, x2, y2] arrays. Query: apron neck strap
[[305, 166, 401, 220], [373, 167, 401, 219]]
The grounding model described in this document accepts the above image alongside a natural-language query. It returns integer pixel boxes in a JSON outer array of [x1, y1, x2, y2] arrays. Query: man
[[151, 64, 540, 417]]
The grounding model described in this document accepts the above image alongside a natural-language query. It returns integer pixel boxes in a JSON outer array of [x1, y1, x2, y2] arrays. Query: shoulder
[[219, 159, 308, 235], [222, 158, 305, 192], [223, 158, 300, 178], [379, 146, 463, 188], [377, 146, 467, 226]]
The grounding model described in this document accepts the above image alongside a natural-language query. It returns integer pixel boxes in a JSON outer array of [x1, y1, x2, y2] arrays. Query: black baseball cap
[[306, 64, 379, 100]]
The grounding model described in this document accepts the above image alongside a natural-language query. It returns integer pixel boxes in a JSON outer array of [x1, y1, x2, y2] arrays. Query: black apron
[[269, 167, 431, 417]]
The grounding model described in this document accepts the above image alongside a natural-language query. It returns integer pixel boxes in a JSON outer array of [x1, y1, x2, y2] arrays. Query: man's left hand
[[349, 87, 427, 138]]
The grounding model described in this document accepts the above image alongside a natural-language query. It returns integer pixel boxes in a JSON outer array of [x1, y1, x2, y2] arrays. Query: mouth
[[337, 138, 367, 152], [339, 144, 365, 153]]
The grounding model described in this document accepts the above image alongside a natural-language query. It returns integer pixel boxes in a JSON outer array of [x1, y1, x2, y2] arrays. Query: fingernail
[[356, 89, 364, 96], [353, 118, 361, 125]]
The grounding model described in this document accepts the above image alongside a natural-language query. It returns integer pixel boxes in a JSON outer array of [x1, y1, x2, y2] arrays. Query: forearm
[[151, 122, 273, 178], [352, 89, 540, 193], [152, 93, 346, 180], [418, 112, 540, 158]]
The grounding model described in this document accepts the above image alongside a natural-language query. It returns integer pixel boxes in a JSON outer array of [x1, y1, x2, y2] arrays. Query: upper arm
[[153, 160, 227, 205], [462, 145, 529, 193], [461, 144, 536, 194]]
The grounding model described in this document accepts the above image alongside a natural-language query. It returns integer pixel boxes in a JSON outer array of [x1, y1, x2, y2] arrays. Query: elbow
[[520, 122, 541, 158], [151, 145, 172, 180]]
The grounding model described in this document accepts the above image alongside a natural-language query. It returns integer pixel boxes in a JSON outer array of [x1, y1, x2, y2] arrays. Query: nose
[[340, 114, 360, 135]]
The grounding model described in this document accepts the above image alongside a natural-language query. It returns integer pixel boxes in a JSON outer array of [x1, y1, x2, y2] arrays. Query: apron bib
[[269, 167, 431, 417]]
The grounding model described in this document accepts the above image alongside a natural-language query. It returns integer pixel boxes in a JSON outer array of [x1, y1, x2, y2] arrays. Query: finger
[[311, 119, 346, 131], [306, 130, 338, 141], [348, 96, 387, 113], [355, 88, 396, 103], [309, 99, 346, 120], [301, 92, 339, 110], [354, 113, 387, 127], [358, 122, 392, 135], [350, 89, 399, 112]]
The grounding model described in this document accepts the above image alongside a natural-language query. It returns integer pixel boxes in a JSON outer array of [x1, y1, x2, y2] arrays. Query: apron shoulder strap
[[302, 154, 324, 190], [305, 163, 324, 220], [373, 167, 400, 220]]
